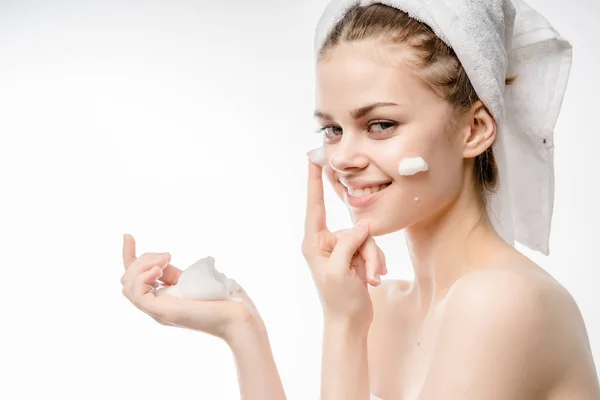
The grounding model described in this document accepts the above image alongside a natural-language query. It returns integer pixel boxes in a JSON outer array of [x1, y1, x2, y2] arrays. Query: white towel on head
[[314, 0, 572, 255]]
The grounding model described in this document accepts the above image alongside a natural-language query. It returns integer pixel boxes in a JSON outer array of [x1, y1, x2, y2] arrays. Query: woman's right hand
[[301, 159, 387, 329], [120, 234, 264, 343]]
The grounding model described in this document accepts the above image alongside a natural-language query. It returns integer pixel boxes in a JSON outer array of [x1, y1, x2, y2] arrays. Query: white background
[[0, 0, 598, 399]]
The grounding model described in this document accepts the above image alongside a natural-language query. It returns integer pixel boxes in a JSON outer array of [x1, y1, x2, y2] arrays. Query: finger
[[129, 252, 171, 276], [352, 254, 367, 286], [378, 248, 388, 276], [133, 265, 162, 299], [123, 243, 181, 285], [331, 229, 350, 237], [335, 228, 383, 285], [149, 281, 160, 289], [359, 236, 383, 286], [124, 252, 170, 285], [329, 220, 370, 273], [334, 229, 367, 284], [122, 233, 137, 270], [307, 146, 327, 167], [305, 159, 327, 235], [159, 263, 183, 286], [122, 265, 165, 287]]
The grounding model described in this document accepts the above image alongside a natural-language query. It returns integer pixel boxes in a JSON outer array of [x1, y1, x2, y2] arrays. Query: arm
[[321, 319, 371, 400], [228, 321, 287, 400], [417, 268, 563, 400]]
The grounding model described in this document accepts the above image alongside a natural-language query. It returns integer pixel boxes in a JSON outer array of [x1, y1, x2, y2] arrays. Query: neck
[[403, 188, 502, 315]]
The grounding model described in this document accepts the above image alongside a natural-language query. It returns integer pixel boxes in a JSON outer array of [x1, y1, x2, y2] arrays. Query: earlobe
[[462, 102, 496, 159]]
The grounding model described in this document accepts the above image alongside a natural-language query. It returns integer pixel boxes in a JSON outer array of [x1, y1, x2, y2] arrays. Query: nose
[[328, 135, 369, 173]]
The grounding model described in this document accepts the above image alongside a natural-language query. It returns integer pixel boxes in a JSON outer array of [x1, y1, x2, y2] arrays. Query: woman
[[120, 1, 600, 399]]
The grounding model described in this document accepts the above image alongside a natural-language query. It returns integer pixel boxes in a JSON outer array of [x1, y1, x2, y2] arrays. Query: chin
[[349, 212, 409, 236], [371, 219, 408, 236], [340, 185, 419, 235]]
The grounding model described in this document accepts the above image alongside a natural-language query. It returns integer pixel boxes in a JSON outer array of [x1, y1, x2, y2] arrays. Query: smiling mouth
[[345, 182, 392, 198]]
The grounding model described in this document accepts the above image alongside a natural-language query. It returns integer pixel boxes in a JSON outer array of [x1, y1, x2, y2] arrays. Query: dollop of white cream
[[154, 256, 242, 301], [398, 157, 428, 176], [307, 146, 327, 167]]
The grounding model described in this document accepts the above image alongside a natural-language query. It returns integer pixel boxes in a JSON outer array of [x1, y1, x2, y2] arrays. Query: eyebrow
[[313, 102, 401, 121]]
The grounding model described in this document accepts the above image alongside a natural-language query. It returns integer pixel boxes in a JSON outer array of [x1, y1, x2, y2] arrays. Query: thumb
[[329, 220, 370, 273]]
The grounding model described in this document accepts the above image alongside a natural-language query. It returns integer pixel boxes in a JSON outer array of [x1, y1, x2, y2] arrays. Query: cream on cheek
[[397, 157, 429, 201], [380, 141, 430, 201], [397, 157, 429, 176], [307, 144, 430, 204]]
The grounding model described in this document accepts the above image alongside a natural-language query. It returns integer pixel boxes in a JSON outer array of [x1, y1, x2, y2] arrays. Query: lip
[[340, 180, 392, 190], [344, 183, 391, 208]]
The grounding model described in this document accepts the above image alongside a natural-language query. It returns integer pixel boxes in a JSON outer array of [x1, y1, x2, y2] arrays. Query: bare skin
[[367, 237, 600, 399], [121, 34, 599, 400], [312, 39, 600, 399], [120, 235, 286, 400]]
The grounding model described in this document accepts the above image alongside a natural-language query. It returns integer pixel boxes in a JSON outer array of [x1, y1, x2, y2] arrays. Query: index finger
[[304, 159, 328, 234]]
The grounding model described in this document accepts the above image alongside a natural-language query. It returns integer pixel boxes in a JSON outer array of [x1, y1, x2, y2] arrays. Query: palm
[[152, 290, 257, 337]]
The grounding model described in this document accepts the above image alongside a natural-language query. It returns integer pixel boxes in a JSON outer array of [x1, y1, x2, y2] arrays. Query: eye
[[367, 120, 397, 138], [315, 125, 343, 142]]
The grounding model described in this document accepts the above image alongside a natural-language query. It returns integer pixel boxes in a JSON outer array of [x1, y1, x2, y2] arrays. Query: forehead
[[315, 41, 435, 111]]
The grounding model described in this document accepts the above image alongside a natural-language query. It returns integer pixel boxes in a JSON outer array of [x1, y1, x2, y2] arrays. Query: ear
[[460, 100, 496, 159]]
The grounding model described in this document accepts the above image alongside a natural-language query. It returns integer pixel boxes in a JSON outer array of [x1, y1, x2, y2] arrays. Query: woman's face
[[315, 40, 466, 236]]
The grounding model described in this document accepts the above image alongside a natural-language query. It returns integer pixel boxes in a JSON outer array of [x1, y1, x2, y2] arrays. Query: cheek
[[377, 134, 434, 180], [383, 131, 463, 201], [324, 166, 346, 199], [417, 137, 464, 200]]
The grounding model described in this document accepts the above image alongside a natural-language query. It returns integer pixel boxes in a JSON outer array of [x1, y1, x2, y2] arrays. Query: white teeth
[[347, 184, 389, 197]]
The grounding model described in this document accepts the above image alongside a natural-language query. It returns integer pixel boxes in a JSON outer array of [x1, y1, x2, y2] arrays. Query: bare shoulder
[[446, 262, 576, 322], [440, 262, 595, 390], [450, 261, 559, 298], [445, 262, 580, 344]]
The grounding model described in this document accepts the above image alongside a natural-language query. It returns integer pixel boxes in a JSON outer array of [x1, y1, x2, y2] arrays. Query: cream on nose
[[307, 146, 328, 167]]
